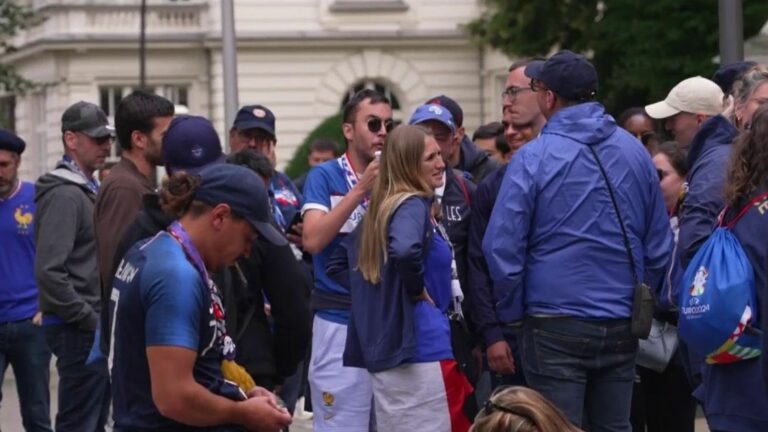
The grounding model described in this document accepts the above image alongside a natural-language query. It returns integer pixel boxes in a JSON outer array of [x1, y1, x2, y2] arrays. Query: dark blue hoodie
[[678, 115, 737, 268], [483, 102, 672, 322], [466, 166, 507, 346], [693, 189, 768, 432]]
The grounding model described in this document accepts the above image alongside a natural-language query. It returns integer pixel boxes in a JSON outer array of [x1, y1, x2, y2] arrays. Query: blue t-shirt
[[271, 171, 302, 231], [110, 233, 243, 431], [302, 159, 367, 324], [0, 182, 39, 323], [412, 230, 453, 363]]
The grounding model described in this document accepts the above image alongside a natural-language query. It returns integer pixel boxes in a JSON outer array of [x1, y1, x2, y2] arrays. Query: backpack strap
[[453, 169, 471, 208], [723, 191, 768, 229]]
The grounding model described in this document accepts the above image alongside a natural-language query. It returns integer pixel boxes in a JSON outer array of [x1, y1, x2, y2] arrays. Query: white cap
[[645, 76, 725, 119]]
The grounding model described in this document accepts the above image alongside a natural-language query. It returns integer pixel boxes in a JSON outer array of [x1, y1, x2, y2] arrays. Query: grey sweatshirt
[[34, 161, 100, 331]]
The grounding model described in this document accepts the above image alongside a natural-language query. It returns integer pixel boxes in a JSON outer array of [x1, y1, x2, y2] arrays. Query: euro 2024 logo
[[688, 266, 708, 307]]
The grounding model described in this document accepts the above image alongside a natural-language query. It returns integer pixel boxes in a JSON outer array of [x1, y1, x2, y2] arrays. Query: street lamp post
[[222, 0, 239, 149], [718, 0, 744, 65], [139, 0, 147, 89]]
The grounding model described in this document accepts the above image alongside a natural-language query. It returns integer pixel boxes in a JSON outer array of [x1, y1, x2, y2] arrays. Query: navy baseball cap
[[163, 115, 226, 175], [713, 61, 757, 94], [61, 101, 115, 138], [525, 50, 598, 102], [409, 103, 456, 132], [195, 164, 287, 246], [0, 129, 25, 154], [425, 95, 464, 127], [233, 105, 275, 138]]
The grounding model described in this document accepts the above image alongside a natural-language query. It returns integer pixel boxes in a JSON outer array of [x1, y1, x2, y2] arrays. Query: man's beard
[[0, 174, 18, 198]]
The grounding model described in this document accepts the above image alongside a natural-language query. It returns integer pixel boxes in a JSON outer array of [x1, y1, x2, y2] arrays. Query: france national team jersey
[[302, 158, 367, 325], [0, 182, 39, 323], [413, 230, 453, 362], [110, 232, 243, 431]]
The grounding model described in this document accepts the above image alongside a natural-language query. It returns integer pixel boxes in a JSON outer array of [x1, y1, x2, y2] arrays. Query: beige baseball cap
[[645, 76, 725, 119]]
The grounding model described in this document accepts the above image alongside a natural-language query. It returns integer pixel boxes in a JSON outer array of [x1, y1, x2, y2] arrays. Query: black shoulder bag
[[587, 145, 654, 339]]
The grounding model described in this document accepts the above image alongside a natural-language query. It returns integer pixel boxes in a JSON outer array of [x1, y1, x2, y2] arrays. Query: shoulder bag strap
[[587, 145, 639, 286]]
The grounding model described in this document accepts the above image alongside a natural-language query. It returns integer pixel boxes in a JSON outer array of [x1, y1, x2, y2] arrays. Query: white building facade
[[5, 0, 514, 180]]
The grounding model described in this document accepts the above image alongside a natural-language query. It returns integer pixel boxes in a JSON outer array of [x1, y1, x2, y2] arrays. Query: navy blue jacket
[[694, 189, 768, 431], [678, 115, 737, 268], [328, 196, 432, 372], [483, 102, 673, 321], [442, 168, 475, 328], [466, 165, 506, 346]]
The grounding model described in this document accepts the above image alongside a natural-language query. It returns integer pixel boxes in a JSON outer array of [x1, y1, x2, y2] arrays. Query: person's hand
[[237, 396, 292, 432], [32, 312, 42, 326], [246, 386, 275, 400], [413, 288, 435, 306], [286, 222, 303, 247], [355, 159, 380, 194], [487, 340, 516, 375]]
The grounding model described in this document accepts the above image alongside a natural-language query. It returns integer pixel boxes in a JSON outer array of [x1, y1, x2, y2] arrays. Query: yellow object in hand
[[221, 359, 256, 393]]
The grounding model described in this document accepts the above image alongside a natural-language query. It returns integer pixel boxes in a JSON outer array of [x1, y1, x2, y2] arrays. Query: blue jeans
[[45, 324, 110, 432], [522, 316, 637, 432], [0, 319, 52, 432]]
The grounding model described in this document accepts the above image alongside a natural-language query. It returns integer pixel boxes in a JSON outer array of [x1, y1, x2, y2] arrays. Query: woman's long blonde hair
[[357, 125, 434, 284], [471, 386, 582, 432]]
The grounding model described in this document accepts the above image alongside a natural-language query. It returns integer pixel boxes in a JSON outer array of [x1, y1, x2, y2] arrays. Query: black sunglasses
[[366, 117, 394, 134], [657, 169, 667, 181]]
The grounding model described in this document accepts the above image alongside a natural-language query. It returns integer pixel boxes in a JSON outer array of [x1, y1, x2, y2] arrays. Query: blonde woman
[[471, 386, 581, 432], [328, 124, 473, 432]]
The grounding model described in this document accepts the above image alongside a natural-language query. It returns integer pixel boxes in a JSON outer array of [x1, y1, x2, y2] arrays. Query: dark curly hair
[[725, 103, 768, 207], [158, 172, 205, 218]]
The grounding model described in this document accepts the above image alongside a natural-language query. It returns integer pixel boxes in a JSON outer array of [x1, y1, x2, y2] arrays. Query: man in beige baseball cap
[[645, 76, 725, 148]]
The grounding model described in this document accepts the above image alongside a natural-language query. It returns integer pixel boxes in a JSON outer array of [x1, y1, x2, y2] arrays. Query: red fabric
[[439, 359, 473, 432]]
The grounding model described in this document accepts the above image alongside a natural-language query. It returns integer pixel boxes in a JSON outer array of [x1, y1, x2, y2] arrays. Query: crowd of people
[[1, 48, 768, 432]]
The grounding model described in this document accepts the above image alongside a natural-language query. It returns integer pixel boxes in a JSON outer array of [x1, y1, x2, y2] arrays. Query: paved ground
[[0, 364, 706, 431]]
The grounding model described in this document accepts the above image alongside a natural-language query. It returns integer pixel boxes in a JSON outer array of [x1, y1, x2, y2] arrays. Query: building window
[[329, 0, 409, 13], [341, 80, 402, 121], [0, 96, 15, 131], [98, 84, 189, 158], [99, 84, 189, 117]]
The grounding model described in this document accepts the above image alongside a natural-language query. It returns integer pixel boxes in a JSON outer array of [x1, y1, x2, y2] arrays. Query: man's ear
[[63, 131, 78, 152], [342, 122, 355, 144], [210, 203, 233, 230], [131, 130, 147, 151]]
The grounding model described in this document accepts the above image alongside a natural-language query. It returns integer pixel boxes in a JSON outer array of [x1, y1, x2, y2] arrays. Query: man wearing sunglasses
[[229, 105, 304, 246], [484, 50, 672, 431], [35, 101, 115, 431], [301, 89, 392, 432]]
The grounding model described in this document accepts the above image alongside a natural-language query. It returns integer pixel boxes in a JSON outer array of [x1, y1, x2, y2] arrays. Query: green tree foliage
[[467, 1, 768, 114], [284, 111, 345, 179], [0, 2, 44, 93]]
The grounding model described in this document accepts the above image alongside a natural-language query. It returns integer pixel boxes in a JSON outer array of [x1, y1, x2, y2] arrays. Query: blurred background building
[[3, 0, 514, 180]]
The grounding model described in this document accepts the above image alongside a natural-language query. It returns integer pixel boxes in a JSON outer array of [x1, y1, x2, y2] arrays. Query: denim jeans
[[522, 316, 637, 432], [44, 324, 110, 432], [0, 319, 52, 432]]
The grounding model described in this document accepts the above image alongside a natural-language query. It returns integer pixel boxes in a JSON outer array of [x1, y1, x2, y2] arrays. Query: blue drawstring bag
[[678, 194, 767, 364]]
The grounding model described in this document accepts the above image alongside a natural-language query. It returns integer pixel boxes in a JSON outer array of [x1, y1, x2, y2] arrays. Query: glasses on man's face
[[529, 79, 547, 93], [366, 116, 394, 134], [657, 169, 668, 181], [502, 86, 532, 102]]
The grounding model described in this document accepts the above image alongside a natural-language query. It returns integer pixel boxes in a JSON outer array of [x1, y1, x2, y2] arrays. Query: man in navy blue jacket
[[466, 58, 546, 388], [483, 50, 672, 431]]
